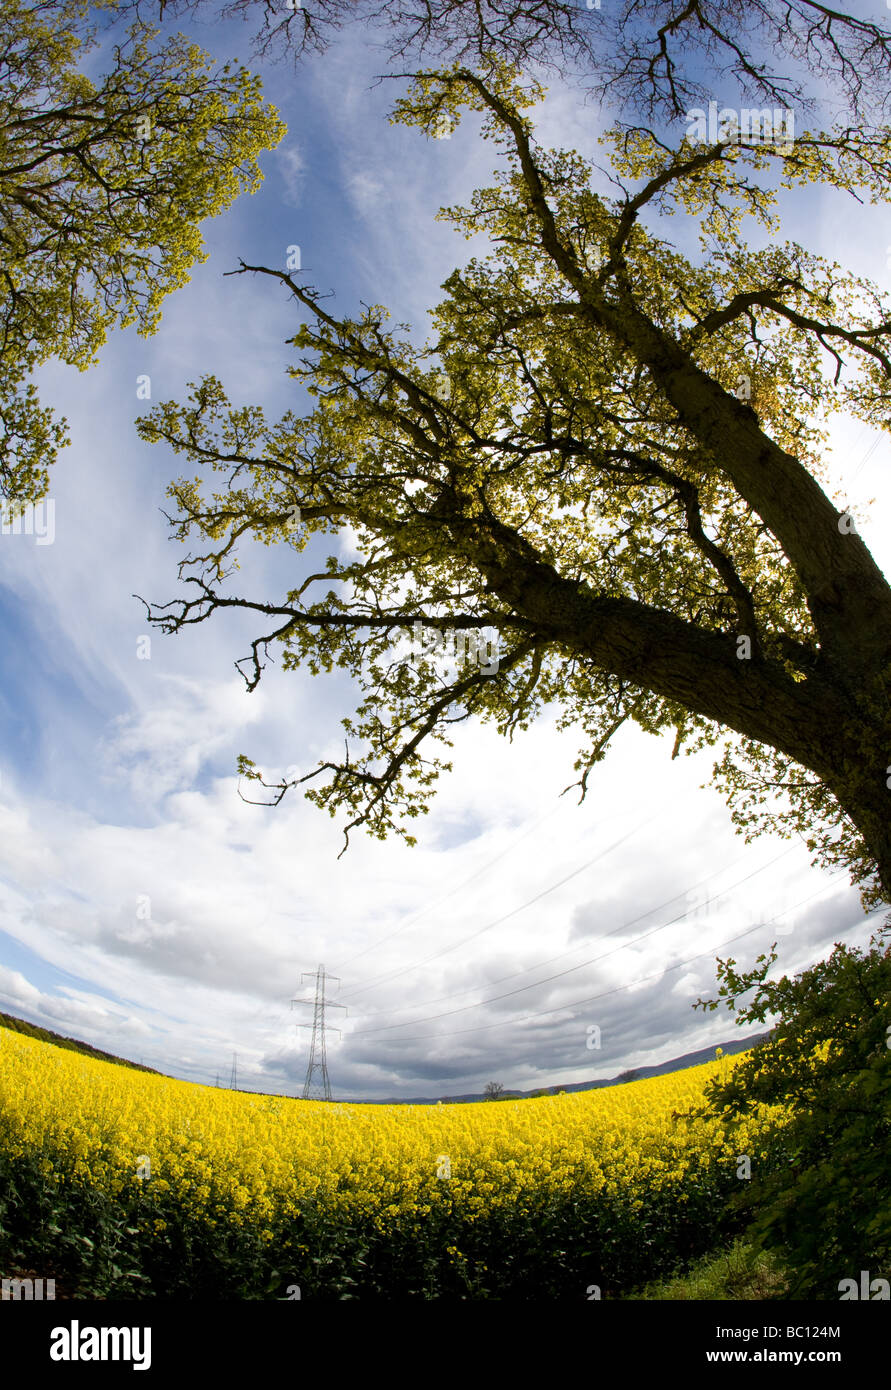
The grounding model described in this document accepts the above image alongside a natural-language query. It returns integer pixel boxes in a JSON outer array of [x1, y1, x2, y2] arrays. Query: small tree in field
[[484, 1081, 505, 1101]]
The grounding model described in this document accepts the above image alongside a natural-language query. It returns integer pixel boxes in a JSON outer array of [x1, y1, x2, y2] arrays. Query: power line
[[848, 427, 882, 485], [347, 870, 869, 1043], [336, 797, 569, 974], [349, 844, 804, 1033], [347, 842, 798, 1027], [339, 809, 664, 1001]]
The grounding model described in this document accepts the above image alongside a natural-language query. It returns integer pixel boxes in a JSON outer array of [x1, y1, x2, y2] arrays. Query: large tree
[[136, 62, 891, 908], [0, 0, 284, 507]]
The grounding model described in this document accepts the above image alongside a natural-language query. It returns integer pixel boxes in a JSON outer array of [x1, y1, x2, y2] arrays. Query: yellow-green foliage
[[0, 0, 285, 502]]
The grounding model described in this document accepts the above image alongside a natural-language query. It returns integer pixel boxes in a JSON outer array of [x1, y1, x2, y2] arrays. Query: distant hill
[[0, 1010, 162, 1075], [345, 1032, 770, 1104]]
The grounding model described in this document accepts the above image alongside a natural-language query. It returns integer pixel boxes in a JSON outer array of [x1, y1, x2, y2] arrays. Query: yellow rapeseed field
[[0, 1026, 779, 1235]]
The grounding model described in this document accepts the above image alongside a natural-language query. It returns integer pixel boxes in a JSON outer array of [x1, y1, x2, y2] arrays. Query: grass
[[624, 1239, 789, 1300]]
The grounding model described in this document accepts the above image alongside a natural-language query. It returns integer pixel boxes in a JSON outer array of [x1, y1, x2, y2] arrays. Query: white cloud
[[99, 674, 268, 806], [277, 143, 307, 207]]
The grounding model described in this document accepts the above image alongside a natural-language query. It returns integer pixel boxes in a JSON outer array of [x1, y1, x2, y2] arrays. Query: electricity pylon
[[291, 965, 346, 1101]]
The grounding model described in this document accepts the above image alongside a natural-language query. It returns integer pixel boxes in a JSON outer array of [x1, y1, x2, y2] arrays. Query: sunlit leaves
[[0, 0, 285, 503]]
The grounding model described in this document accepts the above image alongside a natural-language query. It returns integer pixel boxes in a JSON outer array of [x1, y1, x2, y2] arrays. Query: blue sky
[[0, 6, 888, 1099]]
